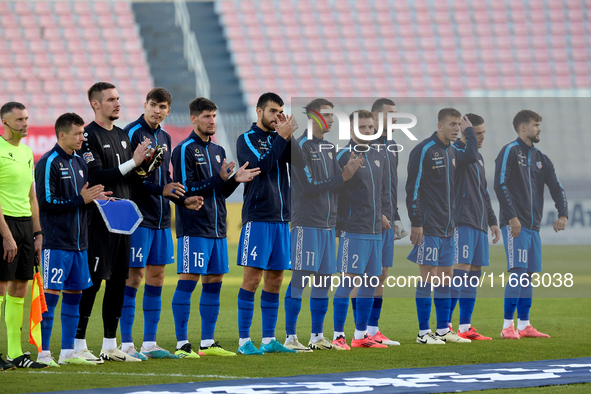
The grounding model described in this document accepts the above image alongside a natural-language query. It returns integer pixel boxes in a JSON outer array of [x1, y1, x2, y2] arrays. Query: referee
[[74, 83, 151, 362], [0, 102, 47, 369]]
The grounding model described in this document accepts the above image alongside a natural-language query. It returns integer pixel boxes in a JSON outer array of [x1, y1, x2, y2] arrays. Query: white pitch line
[[29, 370, 249, 379]]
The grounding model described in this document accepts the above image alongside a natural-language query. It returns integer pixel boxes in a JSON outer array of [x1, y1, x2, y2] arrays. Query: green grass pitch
[[1, 245, 589, 394]]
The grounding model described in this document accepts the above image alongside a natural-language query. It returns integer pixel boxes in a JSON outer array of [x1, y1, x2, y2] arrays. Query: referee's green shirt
[[0, 137, 34, 217]]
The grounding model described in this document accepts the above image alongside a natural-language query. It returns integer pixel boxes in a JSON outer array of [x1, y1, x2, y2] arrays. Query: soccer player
[[120, 88, 203, 360], [332, 110, 389, 350], [286, 98, 362, 352], [35, 113, 111, 366], [448, 113, 501, 340], [235, 92, 297, 355], [350, 98, 407, 346], [406, 108, 477, 345], [75, 82, 153, 362], [171, 97, 259, 358], [494, 110, 567, 339], [0, 102, 46, 369]]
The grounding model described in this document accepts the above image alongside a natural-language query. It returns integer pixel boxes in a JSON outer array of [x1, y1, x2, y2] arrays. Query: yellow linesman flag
[[29, 264, 48, 352]]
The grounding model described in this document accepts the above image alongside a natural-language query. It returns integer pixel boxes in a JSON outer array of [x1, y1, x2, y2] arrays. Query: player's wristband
[[118, 159, 136, 176], [33, 230, 44, 238]]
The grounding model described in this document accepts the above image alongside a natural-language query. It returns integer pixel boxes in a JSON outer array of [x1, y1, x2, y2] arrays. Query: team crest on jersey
[[328, 152, 333, 159], [479, 159, 483, 166], [452, 158, 456, 166], [83, 152, 94, 163], [162, 144, 168, 151], [216, 155, 221, 163], [537, 161, 542, 169], [375, 160, 380, 167], [121, 141, 127, 149], [79, 170, 83, 177]]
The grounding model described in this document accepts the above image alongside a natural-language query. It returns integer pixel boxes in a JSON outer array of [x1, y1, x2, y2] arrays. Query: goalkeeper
[[120, 88, 203, 360], [74, 82, 164, 363]]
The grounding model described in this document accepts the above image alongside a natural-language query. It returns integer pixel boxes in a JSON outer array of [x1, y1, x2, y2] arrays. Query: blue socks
[[333, 283, 353, 333], [517, 273, 533, 322], [434, 285, 451, 330], [504, 267, 526, 320], [120, 286, 137, 344], [355, 284, 376, 332], [310, 277, 329, 334], [368, 296, 383, 327], [200, 282, 222, 341], [459, 270, 480, 325], [238, 288, 255, 339], [416, 282, 432, 331], [261, 290, 279, 338], [351, 298, 357, 321], [449, 269, 467, 323], [143, 284, 162, 342], [41, 293, 59, 351], [284, 283, 302, 336], [61, 293, 82, 350], [172, 280, 197, 342]]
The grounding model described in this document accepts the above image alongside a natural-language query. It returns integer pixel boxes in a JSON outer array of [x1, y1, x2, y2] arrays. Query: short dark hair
[[465, 113, 484, 127], [1, 102, 26, 119], [146, 88, 172, 107], [256, 92, 284, 110], [438, 108, 462, 123], [87, 82, 116, 104], [349, 109, 374, 123], [55, 113, 85, 138], [305, 98, 333, 119], [513, 110, 542, 132], [189, 97, 217, 117], [371, 98, 396, 113]]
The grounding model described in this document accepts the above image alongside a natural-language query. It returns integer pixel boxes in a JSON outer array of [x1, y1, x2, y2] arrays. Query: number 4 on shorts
[[250, 246, 257, 261]]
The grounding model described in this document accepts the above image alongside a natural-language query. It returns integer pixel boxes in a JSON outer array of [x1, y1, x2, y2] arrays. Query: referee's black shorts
[[0, 216, 34, 281], [87, 211, 131, 281]]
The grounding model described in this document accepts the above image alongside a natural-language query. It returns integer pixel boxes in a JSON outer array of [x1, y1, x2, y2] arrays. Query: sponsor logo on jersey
[[434, 152, 439, 157], [103, 144, 111, 148], [83, 152, 94, 163], [216, 155, 221, 163], [121, 141, 127, 149]]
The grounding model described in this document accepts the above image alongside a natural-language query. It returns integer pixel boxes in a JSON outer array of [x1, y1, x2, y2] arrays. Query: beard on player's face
[[198, 123, 215, 135], [261, 114, 277, 131]]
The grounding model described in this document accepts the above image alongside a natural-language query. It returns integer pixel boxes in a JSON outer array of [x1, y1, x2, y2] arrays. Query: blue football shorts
[[177, 236, 229, 275], [454, 225, 490, 266], [42, 249, 92, 291], [337, 231, 382, 277], [501, 225, 542, 272], [237, 221, 290, 271], [291, 227, 336, 275], [129, 227, 174, 268], [407, 234, 455, 267], [382, 227, 394, 268]]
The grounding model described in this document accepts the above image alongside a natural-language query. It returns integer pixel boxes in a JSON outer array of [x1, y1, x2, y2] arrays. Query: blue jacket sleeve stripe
[[298, 136, 308, 148], [413, 141, 435, 201], [500, 142, 518, 184], [244, 131, 262, 159], [303, 166, 313, 183], [128, 123, 142, 142], [180, 139, 193, 188], [44, 151, 59, 203], [451, 143, 465, 152]]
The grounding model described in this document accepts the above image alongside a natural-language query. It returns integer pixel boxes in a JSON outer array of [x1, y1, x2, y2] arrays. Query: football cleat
[[8, 352, 49, 368], [370, 331, 400, 346], [332, 335, 351, 350], [100, 347, 141, 362], [308, 336, 334, 350], [351, 334, 388, 348], [76, 348, 104, 364], [200, 342, 236, 356], [237, 340, 264, 356], [284, 336, 313, 353], [458, 326, 492, 340], [416, 332, 446, 345], [58, 351, 97, 366], [141, 344, 180, 359], [0, 354, 16, 371], [121, 345, 148, 361], [260, 339, 297, 354], [437, 330, 471, 343], [501, 323, 521, 340], [517, 325, 551, 338], [36, 352, 60, 367], [175, 343, 201, 358]]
